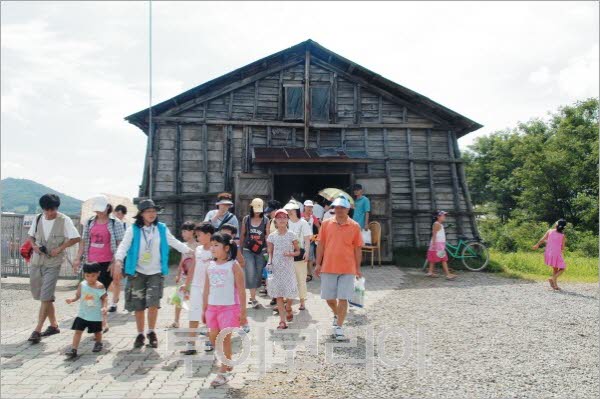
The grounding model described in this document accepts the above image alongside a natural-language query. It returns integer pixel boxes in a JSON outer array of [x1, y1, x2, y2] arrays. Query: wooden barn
[[125, 40, 482, 261]]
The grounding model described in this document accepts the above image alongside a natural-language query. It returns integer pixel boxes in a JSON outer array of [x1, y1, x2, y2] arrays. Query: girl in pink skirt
[[532, 219, 567, 290], [426, 211, 456, 280]]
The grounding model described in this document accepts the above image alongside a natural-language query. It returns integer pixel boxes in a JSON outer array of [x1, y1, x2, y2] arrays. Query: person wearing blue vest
[[114, 199, 193, 349]]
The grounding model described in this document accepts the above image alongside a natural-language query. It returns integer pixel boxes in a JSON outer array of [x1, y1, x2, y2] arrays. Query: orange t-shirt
[[318, 217, 363, 275]]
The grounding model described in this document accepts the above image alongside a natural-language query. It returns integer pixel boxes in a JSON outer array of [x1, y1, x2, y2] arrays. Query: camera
[[39, 245, 48, 255]]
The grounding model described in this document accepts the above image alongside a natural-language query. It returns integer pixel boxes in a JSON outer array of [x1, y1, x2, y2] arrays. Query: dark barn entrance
[[273, 174, 351, 205]]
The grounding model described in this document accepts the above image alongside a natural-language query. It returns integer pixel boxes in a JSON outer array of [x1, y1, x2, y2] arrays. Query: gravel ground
[[229, 270, 599, 399]]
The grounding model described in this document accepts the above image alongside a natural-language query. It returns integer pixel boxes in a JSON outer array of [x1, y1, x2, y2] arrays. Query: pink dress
[[544, 230, 566, 269]]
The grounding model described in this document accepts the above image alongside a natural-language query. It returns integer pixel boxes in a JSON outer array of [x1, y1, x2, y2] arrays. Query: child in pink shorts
[[426, 211, 456, 280], [202, 232, 247, 387]]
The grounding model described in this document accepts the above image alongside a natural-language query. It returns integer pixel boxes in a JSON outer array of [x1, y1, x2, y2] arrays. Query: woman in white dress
[[266, 209, 300, 330]]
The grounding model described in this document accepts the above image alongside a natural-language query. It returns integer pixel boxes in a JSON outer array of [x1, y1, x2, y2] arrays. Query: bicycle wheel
[[461, 242, 489, 271]]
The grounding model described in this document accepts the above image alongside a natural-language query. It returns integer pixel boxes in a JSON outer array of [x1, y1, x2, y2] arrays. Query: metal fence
[[1, 213, 81, 279]]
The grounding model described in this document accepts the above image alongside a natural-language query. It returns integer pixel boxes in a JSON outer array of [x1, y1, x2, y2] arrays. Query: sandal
[[299, 304, 306, 311], [286, 308, 293, 322], [167, 322, 180, 329], [210, 372, 233, 387], [277, 321, 288, 330], [548, 278, 557, 290], [426, 273, 439, 278], [306, 275, 313, 282], [445, 274, 457, 280]]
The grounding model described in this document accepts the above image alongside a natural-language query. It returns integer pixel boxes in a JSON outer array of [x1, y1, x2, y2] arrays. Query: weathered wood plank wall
[[142, 53, 477, 258]]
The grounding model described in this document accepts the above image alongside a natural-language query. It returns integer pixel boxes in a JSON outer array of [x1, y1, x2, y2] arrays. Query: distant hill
[[0, 178, 83, 215]]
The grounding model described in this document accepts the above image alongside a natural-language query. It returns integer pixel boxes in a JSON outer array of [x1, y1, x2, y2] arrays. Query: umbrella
[[80, 193, 138, 225], [318, 188, 355, 206]]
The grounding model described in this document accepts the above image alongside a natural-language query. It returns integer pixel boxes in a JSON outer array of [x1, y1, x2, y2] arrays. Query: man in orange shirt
[[315, 196, 363, 341]]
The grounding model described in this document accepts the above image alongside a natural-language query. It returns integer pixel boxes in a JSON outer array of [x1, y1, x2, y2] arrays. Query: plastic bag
[[168, 285, 189, 310], [361, 230, 372, 245], [349, 277, 365, 308]]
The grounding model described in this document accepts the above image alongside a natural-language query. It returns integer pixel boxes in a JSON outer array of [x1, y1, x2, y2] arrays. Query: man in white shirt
[[27, 194, 81, 344]]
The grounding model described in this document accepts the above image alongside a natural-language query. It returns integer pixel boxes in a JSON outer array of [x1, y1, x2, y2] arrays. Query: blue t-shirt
[[352, 196, 371, 229]]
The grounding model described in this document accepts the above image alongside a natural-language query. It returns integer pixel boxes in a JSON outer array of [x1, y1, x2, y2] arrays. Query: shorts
[[205, 304, 241, 330], [30, 265, 60, 302], [71, 317, 102, 333], [96, 262, 113, 291], [320, 273, 356, 301], [243, 249, 266, 289], [125, 272, 164, 312], [188, 285, 204, 322]]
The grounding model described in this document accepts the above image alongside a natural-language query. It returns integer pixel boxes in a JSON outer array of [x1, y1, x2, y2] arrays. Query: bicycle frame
[[446, 239, 480, 259]]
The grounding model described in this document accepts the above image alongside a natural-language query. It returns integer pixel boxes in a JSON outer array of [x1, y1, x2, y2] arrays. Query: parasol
[[318, 188, 355, 206]]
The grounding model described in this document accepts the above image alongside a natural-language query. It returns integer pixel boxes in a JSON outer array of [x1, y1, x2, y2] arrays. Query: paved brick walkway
[[1, 266, 404, 399]]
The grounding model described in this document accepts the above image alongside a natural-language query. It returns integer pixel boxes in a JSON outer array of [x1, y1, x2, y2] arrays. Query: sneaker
[[258, 286, 267, 294], [133, 334, 145, 348], [334, 326, 346, 341], [180, 349, 197, 355], [204, 341, 214, 352], [242, 324, 250, 334], [65, 348, 78, 359], [270, 298, 277, 306], [28, 330, 42, 344], [108, 304, 117, 313], [332, 315, 338, 327], [40, 325, 60, 337], [250, 299, 259, 309], [92, 342, 103, 352], [146, 331, 158, 348]]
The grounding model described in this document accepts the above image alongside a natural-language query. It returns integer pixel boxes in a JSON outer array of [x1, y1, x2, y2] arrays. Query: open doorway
[[273, 174, 351, 205]]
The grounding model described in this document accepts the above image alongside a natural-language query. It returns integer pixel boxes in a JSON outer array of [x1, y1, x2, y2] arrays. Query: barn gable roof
[[125, 39, 482, 137]]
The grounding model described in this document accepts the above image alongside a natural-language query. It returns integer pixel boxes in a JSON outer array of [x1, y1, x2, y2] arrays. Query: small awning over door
[[253, 147, 371, 163]]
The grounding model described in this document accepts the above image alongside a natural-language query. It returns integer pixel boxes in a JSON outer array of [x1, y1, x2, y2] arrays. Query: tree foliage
[[464, 98, 598, 256]]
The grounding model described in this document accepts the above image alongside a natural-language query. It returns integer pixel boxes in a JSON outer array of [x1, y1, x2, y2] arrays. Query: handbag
[[20, 214, 42, 262], [293, 248, 306, 262]]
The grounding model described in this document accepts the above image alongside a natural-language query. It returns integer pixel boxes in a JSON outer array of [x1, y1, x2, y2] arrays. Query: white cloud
[[557, 43, 600, 99], [1, 1, 598, 200]]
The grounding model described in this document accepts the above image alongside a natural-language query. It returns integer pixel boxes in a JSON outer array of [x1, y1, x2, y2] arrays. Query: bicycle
[[422, 235, 490, 272]]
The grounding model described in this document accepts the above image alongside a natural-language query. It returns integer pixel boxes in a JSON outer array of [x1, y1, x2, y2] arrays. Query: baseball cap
[[283, 202, 300, 210], [250, 198, 264, 213], [436, 210, 448, 217], [303, 200, 314, 207], [331, 196, 351, 208], [91, 195, 109, 212], [274, 209, 288, 218]]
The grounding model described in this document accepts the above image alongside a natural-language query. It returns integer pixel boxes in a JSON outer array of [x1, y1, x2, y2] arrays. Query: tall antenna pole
[[147, 0, 154, 199]]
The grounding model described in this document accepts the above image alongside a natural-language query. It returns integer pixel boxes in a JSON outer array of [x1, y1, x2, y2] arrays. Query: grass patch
[[489, 250, 598, 283], [393, 247, 598, 283]]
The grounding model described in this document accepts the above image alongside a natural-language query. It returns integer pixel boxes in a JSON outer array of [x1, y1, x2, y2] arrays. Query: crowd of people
[[22, 184, 569, 387]]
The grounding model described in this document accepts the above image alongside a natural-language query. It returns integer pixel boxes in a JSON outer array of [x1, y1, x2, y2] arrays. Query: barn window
[[284, 85, 304, 120], [310, 86, 330, 121]]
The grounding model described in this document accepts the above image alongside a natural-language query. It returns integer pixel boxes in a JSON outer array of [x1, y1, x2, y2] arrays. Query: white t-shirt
[[288, 218, 311, 249], [193, 244, 213, 287], [115, 224, 192, 275], [28, 213, 80, 241], [312, 204, 325, 220], [323, 209, 335, 221]]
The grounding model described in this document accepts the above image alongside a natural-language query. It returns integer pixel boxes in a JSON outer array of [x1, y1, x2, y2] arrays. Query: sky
[[1, 1, 598, 201]]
